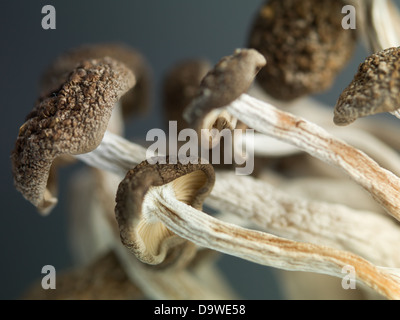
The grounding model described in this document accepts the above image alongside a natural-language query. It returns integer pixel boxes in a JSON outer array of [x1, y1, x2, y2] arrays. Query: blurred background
[[0, 0, 383, 299]]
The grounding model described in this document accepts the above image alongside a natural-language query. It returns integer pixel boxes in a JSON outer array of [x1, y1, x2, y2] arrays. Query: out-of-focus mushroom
[[23, 251, 144, 300], [163, 59, 253, 171], [181, 49, 303, 163], [163, 59, 211, 132], [115, 157, 215, 269], [183, 48, 266, 147], [334, 47, 400, 126], [39, 43, 151, 118], [11, 57, 135, 214], [248, 0, 357, 101]]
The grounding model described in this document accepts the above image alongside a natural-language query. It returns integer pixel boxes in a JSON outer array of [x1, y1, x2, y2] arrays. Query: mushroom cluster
[[12, 1, 400, 300]]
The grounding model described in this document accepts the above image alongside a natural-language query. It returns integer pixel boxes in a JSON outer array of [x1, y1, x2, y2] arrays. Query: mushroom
[[248, 0, 357, 101], [39, 43, 151, 119], [163, 58, 257, 171], [71, 133, 400, 283], [69, 149, 236, 299], [24, 75, 400, 299], [11, 57, 135, 214], [16, 44, 400, 299], [334, 47, 400, 126], [114, 156, 215, 269], [68, 131, 400, 267], [183, 48, 266, 147], [74, 48, 400, 223], [113, 158, 400, 299], [180, 49, 303, 161], [11, 2, 400, 300]]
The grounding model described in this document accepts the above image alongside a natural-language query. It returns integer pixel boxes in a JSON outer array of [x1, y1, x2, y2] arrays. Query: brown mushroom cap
[[183, 48, 266, 133], [334, 47, 400, 126], [39, 43, 151, 118], [115, 157, 215, 269], [12, 57, 135, 214], [163, 59, 211, 132], [248, 0, 357, 101]]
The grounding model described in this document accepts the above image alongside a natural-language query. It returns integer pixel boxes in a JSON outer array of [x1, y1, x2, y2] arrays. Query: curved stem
[[208, 172, 400, 268], [227, 94, 400, 222], [151, 184, 400, 300]]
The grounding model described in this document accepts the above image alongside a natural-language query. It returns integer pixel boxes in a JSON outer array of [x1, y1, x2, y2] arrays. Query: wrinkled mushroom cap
[[163, 59, 211, 132], [334, 47, 400, 126], [248, 0, 357, 101], [12, 57, 135, 214], [184, 48, 266, 134], [115, 157, 215, 269], [40, 43, 151, 118]]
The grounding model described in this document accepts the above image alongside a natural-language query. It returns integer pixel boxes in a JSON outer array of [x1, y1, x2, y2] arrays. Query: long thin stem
[[227, 94, 400, 222], [367, 0, 400, 52], [151, 184, 400, 300], [210, 172, 400, 268], [75, 131, 146, 176], [74, 119, 400, 266]]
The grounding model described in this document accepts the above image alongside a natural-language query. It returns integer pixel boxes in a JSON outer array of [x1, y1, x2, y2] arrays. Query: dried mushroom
[[12, 58, 135, 214], [39, 43, 151, 118], [183, 48, 265, 146], [248, 0, 357, 100], [334, 47, 400, 125], [12, 0, 400, 301], [115, 157, 215, 269]]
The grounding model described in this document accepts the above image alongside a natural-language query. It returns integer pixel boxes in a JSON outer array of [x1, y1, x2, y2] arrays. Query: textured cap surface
[[115, 157, 215, 268], [334, 47, 400, 125], [40, 43, 150, 118], [249, 0, 357, 101], [184, 49, 266, 130], [12, 57, 135, 214]]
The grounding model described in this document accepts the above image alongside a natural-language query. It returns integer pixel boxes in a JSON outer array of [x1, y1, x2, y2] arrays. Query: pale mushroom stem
[[250, 84, 400, 151], [358, 0, 400, 53], [209, 171, 400, 268], [113, 241, 233, 300], [75, 131, 146, 176], [226, 93, 400, 222], [151, 183, 400, 300], [76, 130, 303, 173], [390, 110, 400, 120], [76, 95, 400, 226], [76, 101, 400, 224], [77, 126, 400, 182], [331, 128, 400, 177], [237, 133, 301, 157], [75, 132, 400, 267]]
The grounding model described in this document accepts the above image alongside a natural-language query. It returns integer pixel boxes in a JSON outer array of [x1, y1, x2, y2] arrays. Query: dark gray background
[[0, 0, 378, 299]]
